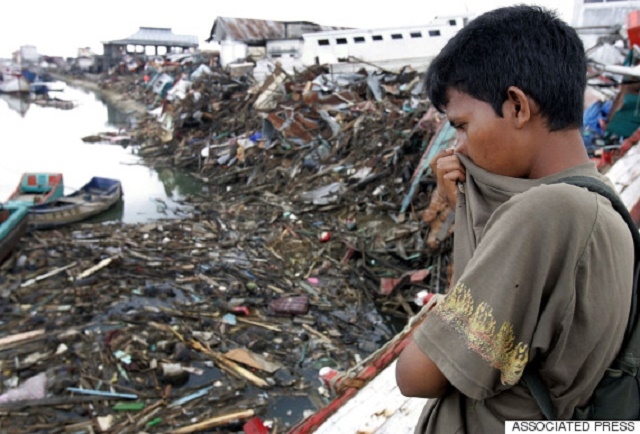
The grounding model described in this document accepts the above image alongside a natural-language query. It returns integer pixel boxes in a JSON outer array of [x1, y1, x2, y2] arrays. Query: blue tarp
[[582, 100, 612, 152]]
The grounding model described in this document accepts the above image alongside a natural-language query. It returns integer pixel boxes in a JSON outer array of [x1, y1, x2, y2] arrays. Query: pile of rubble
[[1, 57, 457, 433]]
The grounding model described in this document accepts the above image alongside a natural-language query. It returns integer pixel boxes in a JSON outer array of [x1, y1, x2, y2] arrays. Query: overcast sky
[[1, 0, 575, 60]]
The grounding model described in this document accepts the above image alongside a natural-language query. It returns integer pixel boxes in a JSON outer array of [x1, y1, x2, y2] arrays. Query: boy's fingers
[[443, 169, 466, 182], [431, 148, 455, 164]]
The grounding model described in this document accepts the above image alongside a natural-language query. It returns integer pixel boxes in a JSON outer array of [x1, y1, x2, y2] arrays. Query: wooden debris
[[0, 329, 45, 349], [172, 409, 256, 433], [0, 60, 457, 432], [224, 348, 284, 374], [20, 262, 77, 287], [74, 255, 117, 280]]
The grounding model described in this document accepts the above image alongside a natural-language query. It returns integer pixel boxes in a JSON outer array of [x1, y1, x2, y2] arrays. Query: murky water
[[0, 85, 206, 223]]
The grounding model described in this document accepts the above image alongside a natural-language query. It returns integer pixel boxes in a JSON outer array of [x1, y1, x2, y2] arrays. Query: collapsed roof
[[105, 27, 199, 48]]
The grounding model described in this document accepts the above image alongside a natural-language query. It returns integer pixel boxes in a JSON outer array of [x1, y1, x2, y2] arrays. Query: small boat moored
[[28, 177, 123, 230], [0, 203, 30, 265], [5, 173, 65, 207]]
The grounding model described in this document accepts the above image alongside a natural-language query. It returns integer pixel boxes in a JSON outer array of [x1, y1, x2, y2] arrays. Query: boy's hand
[[430, 148, 465, 208]]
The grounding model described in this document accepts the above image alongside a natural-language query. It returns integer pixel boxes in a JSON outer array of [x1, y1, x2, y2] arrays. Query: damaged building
[[205, 15, 470, 77], [205, 17, 350, 67], [102, 27, 199, 72]]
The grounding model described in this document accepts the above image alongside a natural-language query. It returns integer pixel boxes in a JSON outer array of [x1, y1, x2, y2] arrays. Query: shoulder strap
[[557, 176, 640, 264], [523, 175, 640, 420], [554, 176, 640, 341]]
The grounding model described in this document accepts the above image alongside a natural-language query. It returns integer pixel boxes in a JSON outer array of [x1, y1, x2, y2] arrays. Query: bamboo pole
[[20, 262, 77, 288], [148, 322, 269, 388], [170, 409, 255, 433], [75, 256, 117, 280], [0, 329, 45, 349], [301, 323, 334, 344], [235, 317, 281, 332]]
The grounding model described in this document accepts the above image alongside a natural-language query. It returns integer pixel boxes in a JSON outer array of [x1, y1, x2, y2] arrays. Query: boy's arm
[[396, 339, 449, 398]]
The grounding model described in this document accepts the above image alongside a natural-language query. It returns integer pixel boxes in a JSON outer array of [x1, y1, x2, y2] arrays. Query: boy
[[396, 5, 634, 433]]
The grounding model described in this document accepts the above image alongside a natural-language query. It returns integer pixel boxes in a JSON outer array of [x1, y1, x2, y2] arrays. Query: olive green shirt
[[413, 155, 633, 433]]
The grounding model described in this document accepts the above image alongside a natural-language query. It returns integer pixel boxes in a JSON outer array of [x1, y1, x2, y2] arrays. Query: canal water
[[0, 85, 206, 223]]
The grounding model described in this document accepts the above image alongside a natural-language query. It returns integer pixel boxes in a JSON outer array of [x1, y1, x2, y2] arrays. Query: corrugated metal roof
[[107, 27, 198, 47], [207, 17, 351, 45]]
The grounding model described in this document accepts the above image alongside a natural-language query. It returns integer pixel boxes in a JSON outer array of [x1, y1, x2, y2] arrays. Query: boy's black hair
[[425, 5, 586, 131]]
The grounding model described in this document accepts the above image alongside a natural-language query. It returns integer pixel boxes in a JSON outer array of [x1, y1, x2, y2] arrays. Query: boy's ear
[[505, 86, 532, 128]]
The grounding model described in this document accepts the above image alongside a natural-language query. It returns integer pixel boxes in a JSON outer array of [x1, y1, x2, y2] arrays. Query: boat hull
[[6, 173, 65, 207], [0, 204, 30, 265], [28, 177, 123, 229], [605, 143, 640, 226]]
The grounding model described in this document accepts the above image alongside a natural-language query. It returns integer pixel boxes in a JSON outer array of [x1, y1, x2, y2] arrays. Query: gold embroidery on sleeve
[[434, 283, 529, 385]]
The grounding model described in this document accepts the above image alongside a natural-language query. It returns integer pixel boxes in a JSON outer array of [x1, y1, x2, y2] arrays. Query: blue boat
[[28, 177, 123, 230], [5, 173, 65, 207], [0, 203, 30, 265]]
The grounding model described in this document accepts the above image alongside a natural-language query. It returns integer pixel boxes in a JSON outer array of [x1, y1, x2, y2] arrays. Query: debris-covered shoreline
[[1, 57, 456, 433]]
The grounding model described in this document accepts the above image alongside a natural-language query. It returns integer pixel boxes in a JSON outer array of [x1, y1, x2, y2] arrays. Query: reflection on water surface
[[0, 85, 206, 223]]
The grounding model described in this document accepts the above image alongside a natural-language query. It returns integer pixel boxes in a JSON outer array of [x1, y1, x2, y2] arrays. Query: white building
[[17, 45, 38, 64], [299, 16, 468, 73], [573, 0, 640, 27], [77, 47, 93, 58], [207, 15, 470, 76], [572, 0, 640, 48]]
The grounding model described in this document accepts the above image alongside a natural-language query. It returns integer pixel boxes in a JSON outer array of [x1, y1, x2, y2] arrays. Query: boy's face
[[444, 89, 532, 178]]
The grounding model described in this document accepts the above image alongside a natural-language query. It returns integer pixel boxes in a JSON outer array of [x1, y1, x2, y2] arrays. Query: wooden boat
[[28, 177, 123, 229], [288, 305, 431, 434], [0, 204, 30, 265], [604, 135, 640, 226], [5, 173, 64, 207]]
